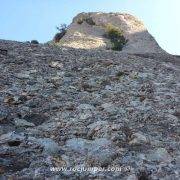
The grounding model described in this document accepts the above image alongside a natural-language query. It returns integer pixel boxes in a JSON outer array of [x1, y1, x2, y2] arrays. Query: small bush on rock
[[77, 18, 83, 24], [104, 24, 128, 51], [85, 17, 96, 25], [31, 40, 39, 44], [54, 24, 67, 43], [77, 17, 95, 25]]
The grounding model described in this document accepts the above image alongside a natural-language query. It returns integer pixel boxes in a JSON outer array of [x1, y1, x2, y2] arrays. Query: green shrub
[[104, 24, 128, 51], [77, 17, 95, 25], [85, 17, 96, 25], [54, 24, 67, 43], [77, 18, 83, 24], [31, 40, 39, 44]]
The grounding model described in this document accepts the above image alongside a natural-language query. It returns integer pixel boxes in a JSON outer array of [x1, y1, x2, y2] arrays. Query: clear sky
[[0, 0, 180, 55]]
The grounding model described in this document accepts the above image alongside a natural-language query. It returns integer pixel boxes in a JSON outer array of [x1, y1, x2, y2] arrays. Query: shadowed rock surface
[[0, 12, 180, 180]]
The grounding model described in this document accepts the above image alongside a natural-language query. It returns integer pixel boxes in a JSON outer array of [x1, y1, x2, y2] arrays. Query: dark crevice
[[8, 140, 21, 147]]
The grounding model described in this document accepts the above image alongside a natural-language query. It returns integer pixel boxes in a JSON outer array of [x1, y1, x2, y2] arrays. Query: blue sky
[[0, 0, 180, 55]]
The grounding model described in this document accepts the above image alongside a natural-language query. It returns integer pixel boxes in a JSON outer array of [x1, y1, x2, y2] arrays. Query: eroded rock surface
[[0, 39, 180, 179], [57, 12, 165, 54]]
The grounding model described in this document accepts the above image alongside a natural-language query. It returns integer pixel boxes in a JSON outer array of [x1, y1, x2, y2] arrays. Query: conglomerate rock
[[0, 38, 180, 179], [57, 12, 165, 54]]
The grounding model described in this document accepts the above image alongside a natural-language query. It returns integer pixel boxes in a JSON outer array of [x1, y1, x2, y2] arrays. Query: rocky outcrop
[[0, 11, 180, 179], [57, 12, 165, 54], [0, 38, 179, 179]]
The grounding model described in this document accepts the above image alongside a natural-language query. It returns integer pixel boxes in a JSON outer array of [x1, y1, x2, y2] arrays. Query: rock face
[[0, 12, 180, 179], [58, 12, 165, 53]]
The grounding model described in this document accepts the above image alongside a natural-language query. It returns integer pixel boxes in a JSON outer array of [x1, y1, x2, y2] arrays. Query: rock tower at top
[[57, 12, 165, 53]]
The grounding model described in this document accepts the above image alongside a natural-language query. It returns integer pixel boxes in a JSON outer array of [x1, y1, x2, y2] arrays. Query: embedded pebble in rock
[[79, 113, 92, 120], [0, 106, 9, 122], [101, 102, 118, 115], [146, 148, 173, 163], [23, 113, 48, 126], [34, 138, 62, 155], [87, 121, 118, 139], [176, 155, 180, 169], [77, 104, 96, 112], [4, 95, 28, 105], [129, 132, 149, 145], [0, 131, 25, 144], [87, 138, 119, 166], [16, 71, 31, 79], [37, 121, 61, 132], [87, 121, 108, 130], [0, 12, 180, 179], [65, 138, 90, 154], [126, 174, 138, 180], [77, 104, 95, 120], [66, 138, 119, 166], [14, 118, 35, 128], [49, 61, 63, 69]]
